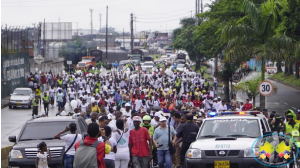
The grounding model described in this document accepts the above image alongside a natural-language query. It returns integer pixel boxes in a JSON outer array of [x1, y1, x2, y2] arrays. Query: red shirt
[[193, 100, 202, 107], [41, 77, 47, 84], [74, 137, 106, 168], [100, 99, 106, 106], [243, 103, 253, 111], [140, 94, 145, 100], [129, 127, 151, 157]]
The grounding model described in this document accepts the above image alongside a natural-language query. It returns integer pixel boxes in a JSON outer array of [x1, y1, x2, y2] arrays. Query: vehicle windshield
[[13, 90, 30, 95], [19, 121, 73, 141], [199, 119, 260, 138], [177, 64, 185, 68], [143, 63, 153, 66], [82, 58, 92, 62]]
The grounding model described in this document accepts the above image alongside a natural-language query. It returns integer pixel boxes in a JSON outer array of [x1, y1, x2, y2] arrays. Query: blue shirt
[[153, 126, 176, 150], [114, 94, 122, 103]]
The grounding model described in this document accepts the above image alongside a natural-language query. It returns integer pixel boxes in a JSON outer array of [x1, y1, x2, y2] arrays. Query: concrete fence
[[1, 145, 12, 168]]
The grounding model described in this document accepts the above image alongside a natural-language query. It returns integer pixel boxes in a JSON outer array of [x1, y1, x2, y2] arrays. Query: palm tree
[[221, 0, 298, 109], [234, 75, 261, 107]]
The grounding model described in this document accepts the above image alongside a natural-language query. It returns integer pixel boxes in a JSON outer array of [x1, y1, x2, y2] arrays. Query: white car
[[9, 88, 34, 109], [141, 61, 154, 70], [185, 111, 271, 168], [176, 64, 186, 72]]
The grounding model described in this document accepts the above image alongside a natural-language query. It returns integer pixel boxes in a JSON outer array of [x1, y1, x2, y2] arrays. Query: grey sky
[[2, 0, 212, 32]]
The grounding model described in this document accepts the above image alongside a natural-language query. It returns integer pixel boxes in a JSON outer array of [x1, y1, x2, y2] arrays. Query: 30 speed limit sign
[[232, 73, 241, 83], [258, 81, 274, 96]]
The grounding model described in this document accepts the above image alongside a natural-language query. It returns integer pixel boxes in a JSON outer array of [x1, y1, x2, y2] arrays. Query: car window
[[19, 121, 73, 141], [199, 119, 261, 138], [13, 90, 30, 95]]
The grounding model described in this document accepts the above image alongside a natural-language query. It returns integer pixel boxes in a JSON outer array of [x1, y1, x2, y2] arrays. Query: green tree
[[172, 18, 204, 70], [235, 75, 262, 107], [221, 0, 298, 109]]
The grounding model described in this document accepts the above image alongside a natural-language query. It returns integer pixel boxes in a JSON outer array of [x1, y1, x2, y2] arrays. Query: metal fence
[[1, 25, 35, 55]]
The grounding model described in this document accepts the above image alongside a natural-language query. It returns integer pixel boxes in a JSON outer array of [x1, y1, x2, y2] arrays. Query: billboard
[[41, 22, 72, 40]]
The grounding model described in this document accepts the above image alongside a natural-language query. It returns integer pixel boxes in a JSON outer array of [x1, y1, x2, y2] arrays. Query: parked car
[[9, 88, 34, 109], [8, 116, 88, 168]]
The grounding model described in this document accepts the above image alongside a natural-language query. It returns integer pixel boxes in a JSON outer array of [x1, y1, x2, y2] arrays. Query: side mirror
[[189, 132, 197, 140], [9, 136, 16, 143]]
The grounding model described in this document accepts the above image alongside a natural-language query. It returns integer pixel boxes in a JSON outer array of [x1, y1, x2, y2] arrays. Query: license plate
[[16, 103, 21, 105], [214, 161, 230, 168]]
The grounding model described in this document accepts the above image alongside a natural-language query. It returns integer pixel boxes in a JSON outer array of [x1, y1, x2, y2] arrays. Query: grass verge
[[270, 72, 300, 88], [151, 54, 161, 60]]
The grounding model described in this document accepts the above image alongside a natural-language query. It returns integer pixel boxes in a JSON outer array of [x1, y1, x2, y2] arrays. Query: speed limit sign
[[258, 81, 274, 96], [232, 73, 241, 83]]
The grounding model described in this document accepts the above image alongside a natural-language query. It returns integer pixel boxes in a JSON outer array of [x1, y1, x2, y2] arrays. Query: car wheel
[[9, 105, 12, 109]]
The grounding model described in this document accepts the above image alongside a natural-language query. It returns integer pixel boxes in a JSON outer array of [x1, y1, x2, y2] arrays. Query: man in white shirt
[[134, 96, 143, 111], [217, 100, 228, 112], [151, 112, 161, 128]]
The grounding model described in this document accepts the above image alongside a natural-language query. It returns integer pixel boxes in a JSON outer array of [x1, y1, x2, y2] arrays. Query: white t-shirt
[[60, 134, 82, 155], [112, 129, 130, 160], [37, 152, 49, 168], [135, 99, 143, 111], [104, 138, 117, 160], [80, 103, 88, 113], [69, 91, 75, 99]]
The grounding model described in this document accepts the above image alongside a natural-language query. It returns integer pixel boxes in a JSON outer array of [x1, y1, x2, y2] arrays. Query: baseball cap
[[131, 109, 137, 114], [125, 103, 131, 107], [133, 116, 141, 122], [159, 117, 167, 122], [193, 116, 197, 120], [196, 118, 202, 123], [154, 112, 161, 117]]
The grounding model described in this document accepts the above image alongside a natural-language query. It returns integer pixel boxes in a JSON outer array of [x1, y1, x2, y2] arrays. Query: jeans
[[115, 158, 129, 168], [157, 150, 172, 168], [104, 159, 115, 168], [43, 103, 49, 116], [42, 84, 46, 93], [64, 154, 74, 168], [58, 101, 64, 111], [214, 82, 218, 91], [132, 156, 148, 168]]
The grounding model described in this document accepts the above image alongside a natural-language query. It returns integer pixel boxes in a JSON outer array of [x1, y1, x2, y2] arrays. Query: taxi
[[185, 111, 271, 168]]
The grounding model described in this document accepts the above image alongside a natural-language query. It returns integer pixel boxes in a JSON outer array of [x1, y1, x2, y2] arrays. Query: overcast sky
[[2, 0, 212, 32]]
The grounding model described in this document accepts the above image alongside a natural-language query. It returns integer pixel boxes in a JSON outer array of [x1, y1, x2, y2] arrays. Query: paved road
[[1, 102, 73, 147], [207, 60, 300, 114]]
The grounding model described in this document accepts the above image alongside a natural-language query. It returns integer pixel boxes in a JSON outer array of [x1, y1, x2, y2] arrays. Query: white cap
[[193, 116, 197, 120], [200, 109, 204, 112], [125, 103, 131, 107], [164, 113, 170, 117], [159, 117, 167, 122], [154, 112, 161, 117]]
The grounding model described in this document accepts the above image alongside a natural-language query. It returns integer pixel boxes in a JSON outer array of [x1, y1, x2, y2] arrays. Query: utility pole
[[106, 6, 108, 62], [90, 8, 94, 35], [130, 13, 134, 54], [123, 28, 125, 50], [200, 0, 203, 13], [99, 14, 102, 34], [190, 11, 193, 18], [43, 18, 46, 57]]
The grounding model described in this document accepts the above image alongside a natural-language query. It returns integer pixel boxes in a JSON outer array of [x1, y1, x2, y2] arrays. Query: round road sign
[[232, 73, 241, 83], [258, 81, 274, 96]]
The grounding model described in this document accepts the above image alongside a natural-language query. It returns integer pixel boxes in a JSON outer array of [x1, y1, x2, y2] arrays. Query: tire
[[9, 105, 12, 109]]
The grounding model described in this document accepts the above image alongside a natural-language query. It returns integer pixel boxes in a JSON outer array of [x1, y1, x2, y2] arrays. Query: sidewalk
[[1, 96, 10, 109]]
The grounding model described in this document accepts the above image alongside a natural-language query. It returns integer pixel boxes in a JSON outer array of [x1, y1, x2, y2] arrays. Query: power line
[[2, 0, 119, 7], [136, 16, 190, 23], [137, 11, 191, 20]]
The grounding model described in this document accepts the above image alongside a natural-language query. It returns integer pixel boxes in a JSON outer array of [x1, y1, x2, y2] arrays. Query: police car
[[185, 111, 271, 168]]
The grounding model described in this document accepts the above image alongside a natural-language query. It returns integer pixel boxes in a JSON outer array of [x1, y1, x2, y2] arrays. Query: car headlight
[[10, 150, 23, 158], [186, 149, 201, 158], [244, 147, 259, 157]]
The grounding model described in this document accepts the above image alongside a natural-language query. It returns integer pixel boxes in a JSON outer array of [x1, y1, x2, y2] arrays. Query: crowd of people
[[28, 62, 299, 168]]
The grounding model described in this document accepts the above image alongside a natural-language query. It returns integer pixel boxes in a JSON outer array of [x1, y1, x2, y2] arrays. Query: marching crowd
[[28, 63, 293, 168]]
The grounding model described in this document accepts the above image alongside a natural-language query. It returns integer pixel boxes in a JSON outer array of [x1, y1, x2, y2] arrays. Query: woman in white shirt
[[112, 119, 130, 168], [103, 126, 117, 168]]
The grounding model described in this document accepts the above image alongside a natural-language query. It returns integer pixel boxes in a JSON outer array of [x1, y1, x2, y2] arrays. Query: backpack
[[73, 140, 100, 168]]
